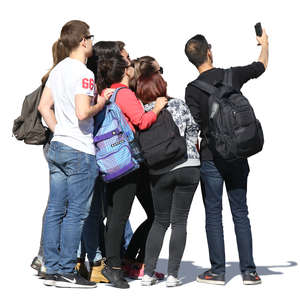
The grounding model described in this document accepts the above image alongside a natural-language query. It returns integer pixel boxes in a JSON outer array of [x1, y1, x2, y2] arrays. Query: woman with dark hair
[[79, 41, 135, 284], [133, 61, 200, 287], [87, 41, 128, 80], [95, 50, 168, 289], [38, 20, 110, 288]]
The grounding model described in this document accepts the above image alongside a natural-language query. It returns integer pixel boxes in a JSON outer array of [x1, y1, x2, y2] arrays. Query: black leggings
[[105, 165, 154, 268], [144, 167, 200, 277], [124, 169, 154, 262]]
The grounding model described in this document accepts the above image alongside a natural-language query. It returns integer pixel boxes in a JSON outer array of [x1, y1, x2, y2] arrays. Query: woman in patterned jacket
[[132, 57, 201, 287]]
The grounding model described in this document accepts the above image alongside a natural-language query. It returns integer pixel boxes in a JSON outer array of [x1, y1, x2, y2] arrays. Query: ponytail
[[41, 20, 89, 85], [41, 39, 69, 85], [129, 56, 156, 92]]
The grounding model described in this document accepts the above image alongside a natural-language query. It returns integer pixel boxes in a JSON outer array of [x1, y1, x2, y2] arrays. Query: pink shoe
[[129, 263, 164, 280]]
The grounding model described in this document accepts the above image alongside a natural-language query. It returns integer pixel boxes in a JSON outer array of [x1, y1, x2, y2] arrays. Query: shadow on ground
[[155, 259, 298, 285]]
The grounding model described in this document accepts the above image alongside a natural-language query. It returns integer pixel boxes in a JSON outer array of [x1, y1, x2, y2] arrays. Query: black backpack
[[137, 108, 187, 175], [12, 85, 50, 145], [189, 69, 264, 160]]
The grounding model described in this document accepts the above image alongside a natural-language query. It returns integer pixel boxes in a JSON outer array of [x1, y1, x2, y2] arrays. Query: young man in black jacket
[[184, 28, 269, 285]]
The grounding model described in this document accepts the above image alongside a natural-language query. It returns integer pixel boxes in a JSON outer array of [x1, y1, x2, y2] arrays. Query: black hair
[[94, 41, 125, 58], [87, 41, 125, 81], [185, 34, 210, 68], [96, 54, 128, 94]]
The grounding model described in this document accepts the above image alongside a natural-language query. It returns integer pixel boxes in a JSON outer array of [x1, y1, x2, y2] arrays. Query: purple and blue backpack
[[93, 88, 140, 182]]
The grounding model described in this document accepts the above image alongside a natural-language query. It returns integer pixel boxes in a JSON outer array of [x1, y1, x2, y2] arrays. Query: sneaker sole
[[112, 283, 130, 289], [55, 282, 97, 288], [102, 271, 129, 288], [196, 277, 225, 285], [243, 280, 262, 285], [43, 280, 56, 287], [132, 275, 164, 281], [166, 282, 181, 287], [141, 280, 157, 286]]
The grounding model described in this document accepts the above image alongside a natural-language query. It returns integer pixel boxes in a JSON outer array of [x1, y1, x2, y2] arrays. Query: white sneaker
[[166, 275, 182, 287], [141, 274, 158, 286]]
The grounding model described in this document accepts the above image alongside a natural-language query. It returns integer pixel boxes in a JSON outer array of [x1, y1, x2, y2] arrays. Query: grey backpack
[[12, 85, 50, 145]]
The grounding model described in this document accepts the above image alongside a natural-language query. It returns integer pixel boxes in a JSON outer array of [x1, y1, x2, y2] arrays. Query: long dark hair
[[87, 41, 125, 81], [96, 54, 128, 94], [41, 20, 90, 85]]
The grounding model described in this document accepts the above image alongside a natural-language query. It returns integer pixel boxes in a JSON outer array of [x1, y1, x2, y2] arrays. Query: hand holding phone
[[255, 22, 263, 46], [255, 22, 262, 37]]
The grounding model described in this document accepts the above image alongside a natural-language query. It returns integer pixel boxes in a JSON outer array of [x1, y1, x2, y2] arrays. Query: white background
[[1, 0, 299, 299]]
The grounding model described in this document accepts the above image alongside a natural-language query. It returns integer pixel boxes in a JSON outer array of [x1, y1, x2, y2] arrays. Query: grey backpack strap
[[223, 68, 233, 87], [189, 79, 217, 95]]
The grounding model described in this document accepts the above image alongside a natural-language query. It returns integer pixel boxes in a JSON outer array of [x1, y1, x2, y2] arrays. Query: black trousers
[[105, 165, 154, 267], [144, 167, 200, 277]]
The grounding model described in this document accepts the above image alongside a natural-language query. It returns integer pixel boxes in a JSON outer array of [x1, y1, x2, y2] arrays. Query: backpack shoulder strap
[[189, 79, 217, 95], [223, 68, 233, 87], [109, 86, 127, 104]]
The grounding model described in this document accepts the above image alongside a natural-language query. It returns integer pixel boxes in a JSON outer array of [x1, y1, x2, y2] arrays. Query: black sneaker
[[102, 265, 129, 289], [31, 256, 42, 271], [55, 273, 97, 288], [242, 271, 261, 285], [196, 270, 225, 285], [43, 274, 57, 287]]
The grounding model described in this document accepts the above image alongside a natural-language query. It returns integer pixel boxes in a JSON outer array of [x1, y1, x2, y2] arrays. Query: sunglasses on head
[[84, 35, 94, 41]]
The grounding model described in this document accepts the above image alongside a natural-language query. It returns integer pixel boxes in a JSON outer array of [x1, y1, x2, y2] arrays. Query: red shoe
[[121, 261, 131, 277], [154, 271, 164, 280], [129, 263, 164, 280]]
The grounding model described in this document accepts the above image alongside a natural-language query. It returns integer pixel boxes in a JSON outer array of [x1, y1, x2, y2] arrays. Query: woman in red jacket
[[96, 49, 167, 289]]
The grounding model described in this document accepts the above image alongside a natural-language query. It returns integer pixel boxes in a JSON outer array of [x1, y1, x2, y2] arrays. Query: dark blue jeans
[[200, 159, 256, 275]]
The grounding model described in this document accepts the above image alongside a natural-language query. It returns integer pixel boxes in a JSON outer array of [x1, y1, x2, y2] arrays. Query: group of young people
[[32, 19, 269, 289]]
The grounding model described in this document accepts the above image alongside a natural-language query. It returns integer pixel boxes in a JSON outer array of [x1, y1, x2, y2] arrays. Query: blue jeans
[[43, 141, 98, 275], [78, 176, 105, 263], [200, 159, 256, 275]]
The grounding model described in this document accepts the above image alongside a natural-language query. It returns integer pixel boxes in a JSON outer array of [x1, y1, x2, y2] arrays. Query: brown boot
[[90, 259, 110, 283], [75, 259, 89, 280]]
